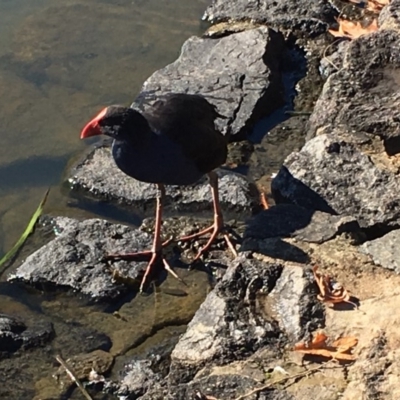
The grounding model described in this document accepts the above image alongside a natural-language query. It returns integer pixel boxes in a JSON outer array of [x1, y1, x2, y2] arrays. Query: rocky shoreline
[[3, 0, 400, 399]]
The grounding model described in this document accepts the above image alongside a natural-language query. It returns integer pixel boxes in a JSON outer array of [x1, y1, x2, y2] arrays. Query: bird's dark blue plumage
[[112, 130, 205, 185], [85, 93, 227, 185]]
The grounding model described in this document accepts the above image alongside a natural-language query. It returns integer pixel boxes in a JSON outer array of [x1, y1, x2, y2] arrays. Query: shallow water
[[0, 0, 212, 398], [0, 0, 311, 397], [0, 0, 209, 255]]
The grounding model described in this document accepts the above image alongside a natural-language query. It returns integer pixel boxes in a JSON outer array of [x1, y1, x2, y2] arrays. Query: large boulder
[[272, 132, 400, 231], [133, 27, 285, 138], [307, 30, 400, 154], [203, 0, 338, 36]]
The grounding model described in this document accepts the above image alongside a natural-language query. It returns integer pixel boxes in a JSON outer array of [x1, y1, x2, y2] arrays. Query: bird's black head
[[80, 106, 150, 141]]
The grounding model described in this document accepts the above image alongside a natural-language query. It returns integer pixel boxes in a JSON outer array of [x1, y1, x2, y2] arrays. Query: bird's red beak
[[80, 107, 108, 139]]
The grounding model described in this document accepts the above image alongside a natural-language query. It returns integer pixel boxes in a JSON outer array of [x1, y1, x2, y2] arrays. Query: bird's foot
[[179, 223, 238, 261], [139, 251, 185, 293], [103, 237, 173, 261], [103, 238, 185, 292]]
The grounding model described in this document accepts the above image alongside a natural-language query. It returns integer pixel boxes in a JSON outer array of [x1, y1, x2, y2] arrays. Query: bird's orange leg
[[179, 171, 238, 260], [105, 184, 182, 292]]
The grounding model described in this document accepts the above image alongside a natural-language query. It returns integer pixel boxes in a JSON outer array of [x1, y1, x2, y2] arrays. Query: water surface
[[0, 0, 209, 255]]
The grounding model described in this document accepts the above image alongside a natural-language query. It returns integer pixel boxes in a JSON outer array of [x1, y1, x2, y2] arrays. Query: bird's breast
[[112, 135, 204, 186]]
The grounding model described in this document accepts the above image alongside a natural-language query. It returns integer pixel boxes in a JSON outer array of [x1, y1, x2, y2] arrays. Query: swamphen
[[80, 93, 236, 291]]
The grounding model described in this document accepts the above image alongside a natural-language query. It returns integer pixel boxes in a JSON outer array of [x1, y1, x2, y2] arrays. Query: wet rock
[[53, 349, 113, 390], [203, 0, 338, 37], [134, 27, 285, 138], [272, 133, 400, 231], [307, 30, 400, 154], [0, 314, 54, 353], [53, 322, 112, 355], [361, 230, 400, 274], [0, 314, 26, 353], [69, 146, 258, 212], [244, 204, 360, 244], [9, 217, 153, 300]]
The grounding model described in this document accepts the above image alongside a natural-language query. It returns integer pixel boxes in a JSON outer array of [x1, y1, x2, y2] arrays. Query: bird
[[80, 93, 237, 292]]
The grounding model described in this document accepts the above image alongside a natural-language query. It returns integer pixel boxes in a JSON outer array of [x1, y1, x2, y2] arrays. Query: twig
[[55, 355, 93, 400], [233, 363, 335, 400], [322, 38, 342, 72]]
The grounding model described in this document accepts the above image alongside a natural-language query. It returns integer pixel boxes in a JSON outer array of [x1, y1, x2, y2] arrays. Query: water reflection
[[0, 0, 208, 254]]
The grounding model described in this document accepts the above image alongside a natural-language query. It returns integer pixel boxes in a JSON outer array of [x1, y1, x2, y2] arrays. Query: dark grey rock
[[169, 256, 283, 383], [106, 360, 162, 399], [70, 146, 258, 212], [319, 40, 349, 78], [8, 217, 153, 300], [0, 314, 25, 353], [307, 30, 400, 153], [53, 322, 112, 355], [361, 230, 400, 273], [244, 204, 360, 244], [269, 265, 323, 342], [0, 314, 54, 353], [203, 0, 338, 36], [379, 0, 400, 31], [134, 27, 285, 138], [166, 373, 295, 400], [241, 237, 311, 264], [272, 133, 400, 230]]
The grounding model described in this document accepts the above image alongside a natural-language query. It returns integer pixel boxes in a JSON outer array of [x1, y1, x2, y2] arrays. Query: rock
[[53, 323, 112, 355], [53, 350, 114, 390], [69, 146, 258, 212], [134, 27, 285, 138], [319, 40, 349, 79], [169, 257, 282, 383], [0, 314, 26, 353], [203, 0, 338, 37], [9, 217, 153, 300], [106, 359, 162, 399], [0, 314, 54, 354], [244, 204, 360, 244], [361, 230, 400, 274], [271, 133, 400, 231], [166, 373, 295, 400], [307, 30, 400, 154], [379, 0, 400, 32], [269, 265, 324, 342], [169, 255, 323, 385]]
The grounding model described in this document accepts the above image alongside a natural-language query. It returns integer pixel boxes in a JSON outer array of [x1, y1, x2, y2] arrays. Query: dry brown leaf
[[328, 18, 378, 40], [313, 266, 353, 307], [347, 0, 389, 13], [294, 331, 358, 361]]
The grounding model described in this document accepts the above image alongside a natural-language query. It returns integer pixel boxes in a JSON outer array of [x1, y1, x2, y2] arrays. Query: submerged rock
[[0, 314, 54, 354]]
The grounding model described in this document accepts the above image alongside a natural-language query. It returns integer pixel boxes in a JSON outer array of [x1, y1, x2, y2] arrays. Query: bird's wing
[[143, 94, 228, 173]]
